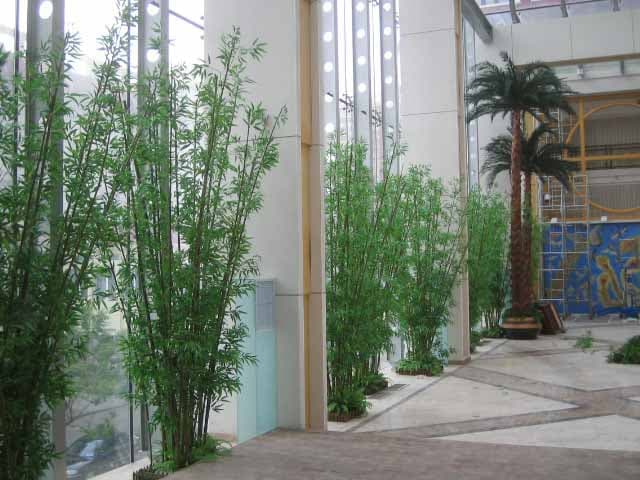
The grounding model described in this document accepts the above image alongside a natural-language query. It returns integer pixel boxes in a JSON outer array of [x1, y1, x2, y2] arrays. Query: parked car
[[66, 433, 129, 480]]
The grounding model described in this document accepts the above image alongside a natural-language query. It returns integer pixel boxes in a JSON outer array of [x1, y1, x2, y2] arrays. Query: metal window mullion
[[138, 0, 168, 83], [463, 19, 479, 188], [379, 0, 399, 173], [135, 0, 169, 464], [351, 0, 372, 167], [320, 0, 340, 142], [28, 2, 67, 478]]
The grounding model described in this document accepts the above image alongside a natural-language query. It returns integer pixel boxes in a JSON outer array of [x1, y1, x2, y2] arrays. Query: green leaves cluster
[[608, 335, 640, 364], [1, 9, 280, 476], [398, 167, 468, 372], [325, 142, 486, 405], [0, 13, 133, 479], [325, 141, 406, 406], [104, 29, 284, 470], [467, 188, 510, 332]]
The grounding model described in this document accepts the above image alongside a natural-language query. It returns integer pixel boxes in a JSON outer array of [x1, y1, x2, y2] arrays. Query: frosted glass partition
[[237, 280, 277, 443]]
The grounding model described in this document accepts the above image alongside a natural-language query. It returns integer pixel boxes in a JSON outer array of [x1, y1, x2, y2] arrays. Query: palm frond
[[482, 123, 579, 190], [466, 52, 576, 123]]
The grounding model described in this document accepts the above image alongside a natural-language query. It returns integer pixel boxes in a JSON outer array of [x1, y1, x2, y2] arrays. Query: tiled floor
[[167, 321, 640, 479]]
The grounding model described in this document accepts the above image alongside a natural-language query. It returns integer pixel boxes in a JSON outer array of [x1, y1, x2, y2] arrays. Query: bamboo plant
[[0, 11, 132, 479], [397, 167, 468, 375], [325, 140, 406, 415], [105, 29, 284, 470], [467, 188, 510, 337]]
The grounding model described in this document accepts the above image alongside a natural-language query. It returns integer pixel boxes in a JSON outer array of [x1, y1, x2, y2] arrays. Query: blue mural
[[542, 222, 640, 317]]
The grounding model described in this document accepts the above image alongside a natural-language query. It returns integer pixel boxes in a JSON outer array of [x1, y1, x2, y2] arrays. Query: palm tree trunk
[[510, 111, 526, 312], [523, 171, 534, 304]]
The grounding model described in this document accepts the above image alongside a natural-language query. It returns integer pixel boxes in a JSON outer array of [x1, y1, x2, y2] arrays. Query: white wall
[[204, 0, 306, 430], [506, 10, 640, 65], [400, 0, 471, 363]]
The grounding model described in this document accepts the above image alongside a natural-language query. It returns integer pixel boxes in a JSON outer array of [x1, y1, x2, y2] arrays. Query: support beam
[[379, 0, 401, 173], [560, 0, 569, 18], [509, 0, 521, 24], [351, 0, 373, 165], [461, 0, 492, 44]]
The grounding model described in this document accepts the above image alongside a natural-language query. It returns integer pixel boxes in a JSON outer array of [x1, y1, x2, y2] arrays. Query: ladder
[[538, 174, 592, 318]]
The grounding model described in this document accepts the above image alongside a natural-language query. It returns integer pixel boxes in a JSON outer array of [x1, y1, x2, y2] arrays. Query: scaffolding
[[538, 174, 592, 318]]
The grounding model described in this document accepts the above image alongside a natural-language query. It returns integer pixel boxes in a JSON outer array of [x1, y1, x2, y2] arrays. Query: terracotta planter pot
[[501, 316, 540, 340]]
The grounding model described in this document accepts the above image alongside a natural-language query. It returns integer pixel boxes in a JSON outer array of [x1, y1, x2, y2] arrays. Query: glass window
[[169, 0, 204, 67], [567, 0, 612, 16], [65, 308, 130, 480], [0, 1, 16, 54]]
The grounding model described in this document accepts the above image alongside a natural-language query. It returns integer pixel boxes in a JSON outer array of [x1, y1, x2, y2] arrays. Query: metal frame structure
[[320, 0, 341, 140], [562, 96, 640, 218], [319, 0, 402, 173], [351, 0, 373, 165], [478, 0, 630, 24], [378, 0, 400, 172], [538, 174, 593, 318]]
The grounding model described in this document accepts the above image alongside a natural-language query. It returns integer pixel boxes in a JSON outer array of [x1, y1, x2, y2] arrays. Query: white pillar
[[400, 0, 471, 363], [205, 0, 327, 431]]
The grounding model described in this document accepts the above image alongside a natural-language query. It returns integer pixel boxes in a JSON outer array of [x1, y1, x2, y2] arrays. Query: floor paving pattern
[[168, 320, 640, 479]]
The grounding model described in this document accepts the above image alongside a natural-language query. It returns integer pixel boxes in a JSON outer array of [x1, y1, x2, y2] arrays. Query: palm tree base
[[502, 316, 540, 340]]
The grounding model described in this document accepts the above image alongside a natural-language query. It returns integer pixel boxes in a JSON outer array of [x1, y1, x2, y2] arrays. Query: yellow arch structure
[[563, 100, 640, 215]]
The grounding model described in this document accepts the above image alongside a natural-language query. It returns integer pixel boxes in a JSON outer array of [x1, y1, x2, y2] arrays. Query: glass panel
[[553, 64, 579, 81], [64, 5, 133, 477], [65, 0, 120, 90], [583, 60, 622, 78], [518, 6, 565, 22], [485, 12, 513, 26], [169, 0, 204, 67], [169, 0, 204, 24], [0, 0, 16, 54], [567, 0, 611, 16], [620, 0, 640, 9], [624, 59, 640, 75], [65, 308, 130, 480]]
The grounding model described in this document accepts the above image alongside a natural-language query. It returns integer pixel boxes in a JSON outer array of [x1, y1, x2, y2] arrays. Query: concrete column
[[205, 0, 327, 432], [399, 0, 471, 363]]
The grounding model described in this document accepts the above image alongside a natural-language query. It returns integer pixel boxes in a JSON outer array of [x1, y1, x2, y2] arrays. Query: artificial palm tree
[[466, 52, 574, 324], [483, 124, 579, 303]]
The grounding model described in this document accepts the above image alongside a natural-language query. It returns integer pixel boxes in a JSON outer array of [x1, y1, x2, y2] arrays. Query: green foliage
[[327, 389, 369, 419], [150, 437, 229, 475], [398, 167, 467, 371], [325, 141, 406, 403], [470, 330, 483, 353], [466, 52, 575, 124], [608, 336, 640, 364], [0, 10, 132, 479], [482, 124, 578, 190], [467, 188, 510, 332], [361, 372, 389, 395], [396, 353, 445, 376], [105, 29, 283, 470], [481, 326, 503, 339], [574, 330, 594, 350]]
